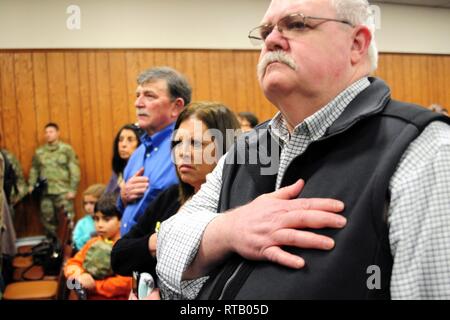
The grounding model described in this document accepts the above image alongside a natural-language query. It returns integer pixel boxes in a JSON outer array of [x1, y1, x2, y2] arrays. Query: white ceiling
[[373, 0, 450, 8]]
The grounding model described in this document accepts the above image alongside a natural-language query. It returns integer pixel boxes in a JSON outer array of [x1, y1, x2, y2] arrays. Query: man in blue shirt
[[118, 67, 192, 235]]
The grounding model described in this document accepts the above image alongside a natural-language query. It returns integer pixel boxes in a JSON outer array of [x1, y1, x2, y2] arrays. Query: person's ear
[[171, 98, 185, 118], [350, 25, 372, 66]]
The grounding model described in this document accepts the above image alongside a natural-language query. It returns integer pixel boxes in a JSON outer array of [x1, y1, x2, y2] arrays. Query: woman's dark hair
[[112, 124, 143, 175], [94, 193, 122, 219], [238, 112, 259, 128], [173, 102, 241, 204]]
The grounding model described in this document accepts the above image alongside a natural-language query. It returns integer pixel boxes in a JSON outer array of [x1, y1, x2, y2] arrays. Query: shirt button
[[154, 147, 158, 151], [124, 223, 127, 228]]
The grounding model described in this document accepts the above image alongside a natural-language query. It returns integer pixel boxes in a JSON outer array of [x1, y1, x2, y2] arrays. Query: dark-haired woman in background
[[111, 102, 240, 281], [237, 111, 259, 132], [105, 124, 143, 196]]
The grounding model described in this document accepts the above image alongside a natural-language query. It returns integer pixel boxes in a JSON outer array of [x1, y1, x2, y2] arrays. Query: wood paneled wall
[[0, 49, 449, 236], [375, 53, 450, 109]]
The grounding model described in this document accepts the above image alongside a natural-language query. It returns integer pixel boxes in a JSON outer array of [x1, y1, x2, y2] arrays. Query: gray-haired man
[[118, 67, 192, 236]]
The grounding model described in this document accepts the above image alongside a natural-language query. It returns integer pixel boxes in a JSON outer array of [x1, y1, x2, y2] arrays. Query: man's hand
[[224, 179, 346, 269], [120, 167, 149, 205], [66, 191, 76, 200], [77, 273, 96, 291], [148, 233, 157, 257], [184, 179, 346, 279], [28, 186, 34, 194]]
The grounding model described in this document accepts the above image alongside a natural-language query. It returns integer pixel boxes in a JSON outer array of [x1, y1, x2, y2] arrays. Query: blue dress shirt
[[118, 123, 178, 235]]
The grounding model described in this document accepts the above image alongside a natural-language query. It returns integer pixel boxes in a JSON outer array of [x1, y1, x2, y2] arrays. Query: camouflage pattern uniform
[[1, 149, 28, 206], [82, 239, 113, 279], [1, 149, 28, 221], [28, 141, 80, 237]]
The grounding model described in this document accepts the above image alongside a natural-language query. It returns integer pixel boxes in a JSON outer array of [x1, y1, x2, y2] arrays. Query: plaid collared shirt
[[156, 78, 450, 300]]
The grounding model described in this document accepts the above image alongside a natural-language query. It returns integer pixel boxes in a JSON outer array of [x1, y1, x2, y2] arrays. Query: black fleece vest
[[197, 78, 450, 300]]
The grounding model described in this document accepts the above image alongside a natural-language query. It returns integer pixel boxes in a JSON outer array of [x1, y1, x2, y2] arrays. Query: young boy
[[64, 193, 132, 300], [72, 184, 106, 251]]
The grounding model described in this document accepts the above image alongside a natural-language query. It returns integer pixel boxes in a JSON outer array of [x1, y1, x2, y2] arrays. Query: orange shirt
[[64, 236, 132, 300]]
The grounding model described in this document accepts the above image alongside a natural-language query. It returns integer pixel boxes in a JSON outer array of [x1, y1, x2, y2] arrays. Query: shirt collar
[[140, 122, 175, 149], [45, 141, 60, 151], [268, 77, 370, 144]]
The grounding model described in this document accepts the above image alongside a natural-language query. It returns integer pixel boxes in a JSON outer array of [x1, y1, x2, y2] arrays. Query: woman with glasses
[[110, 102, 240, 284]]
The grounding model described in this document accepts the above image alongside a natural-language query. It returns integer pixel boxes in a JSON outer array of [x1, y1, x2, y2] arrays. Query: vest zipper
[[218, 261, 244, 300]]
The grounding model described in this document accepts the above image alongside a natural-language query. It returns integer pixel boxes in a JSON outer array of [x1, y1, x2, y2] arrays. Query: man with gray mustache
[[257, 50, 297, 82], [118, 67, 191, 236], [157, 0, 450, 299]]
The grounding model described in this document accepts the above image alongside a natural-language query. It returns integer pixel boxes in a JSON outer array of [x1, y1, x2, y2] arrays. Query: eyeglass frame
[[248, 12, 355, 46]]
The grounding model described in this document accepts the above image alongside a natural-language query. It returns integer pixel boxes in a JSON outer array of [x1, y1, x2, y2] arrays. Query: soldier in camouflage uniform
[[28, 123, 80, 237], [1, 150, 28, 207], [0, 134, 28, 209]]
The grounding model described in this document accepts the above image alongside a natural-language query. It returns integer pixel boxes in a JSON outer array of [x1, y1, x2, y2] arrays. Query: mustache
[[257, 50, 297, 81], [136, 110, 150, 116]]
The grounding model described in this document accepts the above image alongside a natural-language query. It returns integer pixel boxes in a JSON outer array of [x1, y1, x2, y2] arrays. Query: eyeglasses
[[248, 12, 354, 46]]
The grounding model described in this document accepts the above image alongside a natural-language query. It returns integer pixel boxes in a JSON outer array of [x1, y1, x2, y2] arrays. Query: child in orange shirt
[[64, 193, 131, 300]]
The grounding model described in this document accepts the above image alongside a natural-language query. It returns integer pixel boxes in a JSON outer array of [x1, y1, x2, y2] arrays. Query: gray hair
[[331, 0, 378, 72], [137, 66, 192, 105]]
